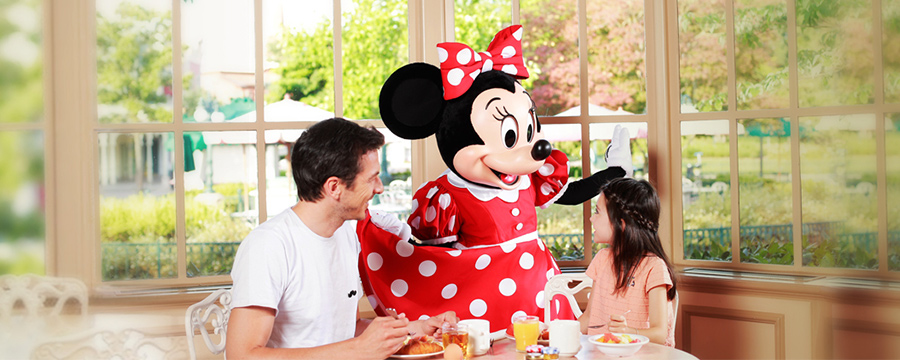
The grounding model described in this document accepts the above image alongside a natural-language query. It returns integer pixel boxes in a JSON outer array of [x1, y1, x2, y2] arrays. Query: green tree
[[96, 3, 191, 123]]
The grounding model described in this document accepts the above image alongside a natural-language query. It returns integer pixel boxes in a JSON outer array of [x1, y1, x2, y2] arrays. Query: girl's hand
[[607, 314, 628, 333]]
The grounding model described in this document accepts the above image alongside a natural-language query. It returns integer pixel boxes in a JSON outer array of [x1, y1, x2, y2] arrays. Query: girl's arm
[[635, 286, 668, 345], [577, 299, 593, 334]]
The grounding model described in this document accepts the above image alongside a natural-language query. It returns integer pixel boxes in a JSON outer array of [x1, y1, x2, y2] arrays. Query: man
[[227, 118, 456, 359]]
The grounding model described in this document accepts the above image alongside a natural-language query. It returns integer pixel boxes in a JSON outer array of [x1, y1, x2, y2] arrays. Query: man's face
[[339, 150, 384, 220]]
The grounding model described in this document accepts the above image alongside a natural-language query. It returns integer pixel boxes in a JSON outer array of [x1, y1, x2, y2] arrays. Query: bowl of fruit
[[587, 332, 649, 357]]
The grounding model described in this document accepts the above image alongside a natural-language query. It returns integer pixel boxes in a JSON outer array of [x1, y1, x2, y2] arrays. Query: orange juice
[[513, 315, 540, 352]]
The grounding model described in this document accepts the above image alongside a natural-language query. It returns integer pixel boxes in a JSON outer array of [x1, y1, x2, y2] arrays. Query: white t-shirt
[[230, 208, 362, 349]]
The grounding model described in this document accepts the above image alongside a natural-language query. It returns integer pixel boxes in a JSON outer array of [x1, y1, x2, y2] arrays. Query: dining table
[[401, 335, 698, 360]]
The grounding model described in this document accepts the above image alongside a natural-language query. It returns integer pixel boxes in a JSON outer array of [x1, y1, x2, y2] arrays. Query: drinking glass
[[442, 322, 469, 358], [513, 315, 540, 352]]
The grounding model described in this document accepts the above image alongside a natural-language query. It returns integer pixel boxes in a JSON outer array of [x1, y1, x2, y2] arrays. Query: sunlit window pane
[[186, 131, 257, 277], [454, 0, 512, 46], [538, 124, 586, 262], [738, 118, 792, 265], [887, 114, 900, 271], [263, 0, 335, 116], [0, 1, 42, 124], [734, 0, 788, 110], [681, 120, 732, 261], [181, 0, 255, 124], [264, 129, 302, 222], [96, 1, 174, 124], [799, 115, 877, 269], [586, 0, 646, 115], [677, 0, 728, 112], [796, 1, 873, 107], [0, 131, 45, 275], [521, 0, 579, 116], [341, 0, 408, 120], [99, 132, 175, 281], [885, 0, 900, 104]]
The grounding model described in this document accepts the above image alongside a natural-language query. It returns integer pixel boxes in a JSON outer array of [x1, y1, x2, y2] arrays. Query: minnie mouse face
[[453, 82, 546, 190]]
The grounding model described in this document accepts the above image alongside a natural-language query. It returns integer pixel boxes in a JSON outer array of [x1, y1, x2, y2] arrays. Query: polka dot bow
[[437, 25, 530, 100]]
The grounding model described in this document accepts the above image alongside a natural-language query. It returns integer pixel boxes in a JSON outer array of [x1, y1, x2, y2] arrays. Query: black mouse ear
[[379, 62, 444, 140]]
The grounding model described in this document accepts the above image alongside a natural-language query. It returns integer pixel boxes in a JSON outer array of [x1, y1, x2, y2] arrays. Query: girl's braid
[[605, 191, 658, 232]]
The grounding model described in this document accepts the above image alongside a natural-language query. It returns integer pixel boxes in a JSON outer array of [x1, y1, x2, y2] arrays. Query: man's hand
[[409, 311, 458, 337], [356, 315, 410, 358]]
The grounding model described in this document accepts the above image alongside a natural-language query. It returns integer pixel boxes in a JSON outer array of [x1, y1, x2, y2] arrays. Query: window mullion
[[171, 0, 187, 280]]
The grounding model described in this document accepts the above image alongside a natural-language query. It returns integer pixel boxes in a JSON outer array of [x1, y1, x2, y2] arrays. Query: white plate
[[389, 349, 444, 359]]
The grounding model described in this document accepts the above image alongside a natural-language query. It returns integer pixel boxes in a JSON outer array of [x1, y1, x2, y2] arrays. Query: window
[[92, 0, 410, 285], [0, 0, 45, 276], [673, 0, 900, 276]]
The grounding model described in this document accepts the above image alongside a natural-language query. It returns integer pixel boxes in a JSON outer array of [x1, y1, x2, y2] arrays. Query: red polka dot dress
[[358, 150, 576, 332]]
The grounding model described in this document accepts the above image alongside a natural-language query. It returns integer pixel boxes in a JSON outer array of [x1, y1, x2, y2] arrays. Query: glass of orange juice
[[513, 315, 540, 352], [442, 322, 469, 358]]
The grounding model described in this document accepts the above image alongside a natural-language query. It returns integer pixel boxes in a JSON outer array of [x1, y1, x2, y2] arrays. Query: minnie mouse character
[[358, 25, 633, 333]]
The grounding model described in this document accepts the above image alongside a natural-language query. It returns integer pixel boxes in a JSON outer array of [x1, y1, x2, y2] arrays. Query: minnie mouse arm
[[555, 167, 627, 205]]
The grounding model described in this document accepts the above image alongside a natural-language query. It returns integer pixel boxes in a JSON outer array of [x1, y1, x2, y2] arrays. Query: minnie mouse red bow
[[437, 25, 530, 100]]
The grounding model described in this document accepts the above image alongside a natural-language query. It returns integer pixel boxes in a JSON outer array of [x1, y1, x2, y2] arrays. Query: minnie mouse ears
[[378, 62, 445, 140]]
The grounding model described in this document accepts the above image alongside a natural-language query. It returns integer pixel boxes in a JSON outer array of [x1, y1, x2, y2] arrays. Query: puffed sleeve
[[532, 149, 570, 208], [406, 181, 461, 245]]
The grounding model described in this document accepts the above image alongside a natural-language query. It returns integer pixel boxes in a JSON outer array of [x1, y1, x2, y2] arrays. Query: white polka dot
[[500, 242, 517, 253], [482, 59, 493, 72], [438, 193, 451, 209], [411, 216, 421, 229], [397, 240, 414, 257], [475, 254, 491, 270], [513, 27, 523, 40], [410, 199, 418, 213], [546, 269, 555, 280], [447, 249, 462, 257], [437, 47, 449, 63], [511, 208, 520, 216], [425, 206, 437, 222], [418, 314, 430, 321], [499, 278, 517, 296], [391, 279, 408, 297], [442, 284, 458, 299], [469, 69, 481, 80], [520, 252, 534, 270], [419, 260, 437, 277], [501, 45, 516, 59], [501, 64, 518, 76], [539, 163, 555, 176], [554, 299, 560, 313], [516, 223, 523, 231], [367, 252, 383, 271], [540, 182, 553, 196], [426, 187, 439, 199], [448, 68, 465, 86], [510, 310, 527, 324], [536, 291, 545, 308], [456, 48, 472, 64], [470, 299, 488, 317], [474, 52, 482, 62], [448, 216, 456, 232], [538, 239, 545, 251]]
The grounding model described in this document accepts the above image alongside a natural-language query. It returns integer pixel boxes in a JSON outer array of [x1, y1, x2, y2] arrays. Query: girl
[[578, 178, 677, 347]]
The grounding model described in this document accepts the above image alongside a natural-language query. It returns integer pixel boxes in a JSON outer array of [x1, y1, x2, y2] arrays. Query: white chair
[[543, 273, 593, 324], [185, 289, 231, 359], [31, 328, 188, 360], [0, 274, 88, 318]]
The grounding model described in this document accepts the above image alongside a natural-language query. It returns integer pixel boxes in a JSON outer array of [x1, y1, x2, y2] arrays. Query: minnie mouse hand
[[605, 125, 633, 178]]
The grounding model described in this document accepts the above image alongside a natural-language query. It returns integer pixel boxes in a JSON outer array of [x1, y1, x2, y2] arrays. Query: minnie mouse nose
[[531, 139, 552, 161]]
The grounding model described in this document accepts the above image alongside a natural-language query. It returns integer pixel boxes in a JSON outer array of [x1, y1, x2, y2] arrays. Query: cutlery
[[589, 309, 632, 329]]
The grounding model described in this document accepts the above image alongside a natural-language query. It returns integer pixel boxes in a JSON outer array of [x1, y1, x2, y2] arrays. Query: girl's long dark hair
[[602, 178, 677, 300]]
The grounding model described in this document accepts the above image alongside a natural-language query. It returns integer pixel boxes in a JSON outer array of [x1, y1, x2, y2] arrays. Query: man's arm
[[226, 306, 411, 360]]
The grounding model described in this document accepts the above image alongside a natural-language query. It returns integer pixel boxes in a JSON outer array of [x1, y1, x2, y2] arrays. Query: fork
[[385, 308, 416, 336], [589, 309, 631, 329]]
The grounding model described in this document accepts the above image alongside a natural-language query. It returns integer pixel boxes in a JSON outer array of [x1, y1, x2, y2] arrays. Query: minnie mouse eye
[[501, 116, 518, 148], [526, 123, 534, 142]]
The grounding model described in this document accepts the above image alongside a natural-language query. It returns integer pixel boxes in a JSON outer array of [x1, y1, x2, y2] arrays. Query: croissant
[[395, 336, 444, 355]]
